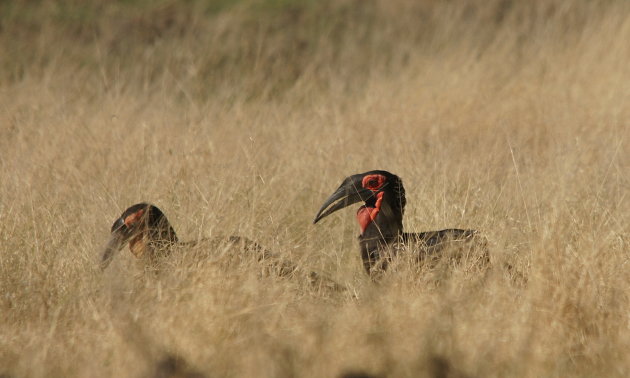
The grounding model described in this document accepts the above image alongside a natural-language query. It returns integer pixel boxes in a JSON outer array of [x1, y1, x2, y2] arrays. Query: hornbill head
[[100, 203, 178, 269], [313, 170, 406, 235]]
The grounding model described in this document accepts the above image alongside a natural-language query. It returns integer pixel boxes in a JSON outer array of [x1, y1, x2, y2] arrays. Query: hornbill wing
[[200, 235, 299, 277], [210, 236, 346, 290], [403, 229, 479, 246], [403, 228, 489, 264], [227, 236, 298, 277], [229, 236, 346, 290]]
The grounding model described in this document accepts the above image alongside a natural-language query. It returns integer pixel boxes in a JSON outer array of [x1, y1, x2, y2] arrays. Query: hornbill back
[[101, 203, 346, 290], [100, 203, 281, 272], [314, 170, 488, 275]]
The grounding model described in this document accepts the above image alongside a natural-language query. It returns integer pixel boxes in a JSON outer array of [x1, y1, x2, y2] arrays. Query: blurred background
[[1, 1, 629, 377], [2, 0, 629, 101]]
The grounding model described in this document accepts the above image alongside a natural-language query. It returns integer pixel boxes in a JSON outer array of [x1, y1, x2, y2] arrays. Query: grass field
[[1, 0, 629, 377]]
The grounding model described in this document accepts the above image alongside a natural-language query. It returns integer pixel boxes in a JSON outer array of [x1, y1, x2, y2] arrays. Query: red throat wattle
[[356, 192, 384, 234]]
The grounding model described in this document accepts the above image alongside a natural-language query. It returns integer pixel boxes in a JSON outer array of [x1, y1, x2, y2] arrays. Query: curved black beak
[[313, 176, 374, 224], [100, 233, 125, 270], [100, 218, 129, 270]]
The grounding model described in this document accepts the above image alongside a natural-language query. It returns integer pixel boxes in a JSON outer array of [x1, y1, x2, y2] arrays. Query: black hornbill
[[100, 203, 293, 275], [313, 170, 488, 275], [101, 203, 345, 290]]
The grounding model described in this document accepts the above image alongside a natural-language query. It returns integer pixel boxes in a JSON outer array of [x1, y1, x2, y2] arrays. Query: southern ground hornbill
[[101, 203, 340, 288], [314, 170, 489, 275]]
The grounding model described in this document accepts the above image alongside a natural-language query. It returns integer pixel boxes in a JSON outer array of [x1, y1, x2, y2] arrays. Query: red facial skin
[[356, 174, 386, 234], [124, 209, 144, 227]]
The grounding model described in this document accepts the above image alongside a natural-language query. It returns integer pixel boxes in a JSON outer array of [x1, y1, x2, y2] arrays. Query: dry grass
[[1, 0, 629, 377]]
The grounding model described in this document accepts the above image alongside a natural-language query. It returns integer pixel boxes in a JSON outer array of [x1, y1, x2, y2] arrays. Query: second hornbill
[[313, 170, 488, 275], [100, 203, 295, 276]]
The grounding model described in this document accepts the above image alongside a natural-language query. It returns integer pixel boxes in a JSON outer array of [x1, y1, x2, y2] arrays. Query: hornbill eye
[[362, 174, 386, 191]]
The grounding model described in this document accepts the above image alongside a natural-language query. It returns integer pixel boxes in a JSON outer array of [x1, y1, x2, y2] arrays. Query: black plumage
[[314, 171, 488, 275]]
